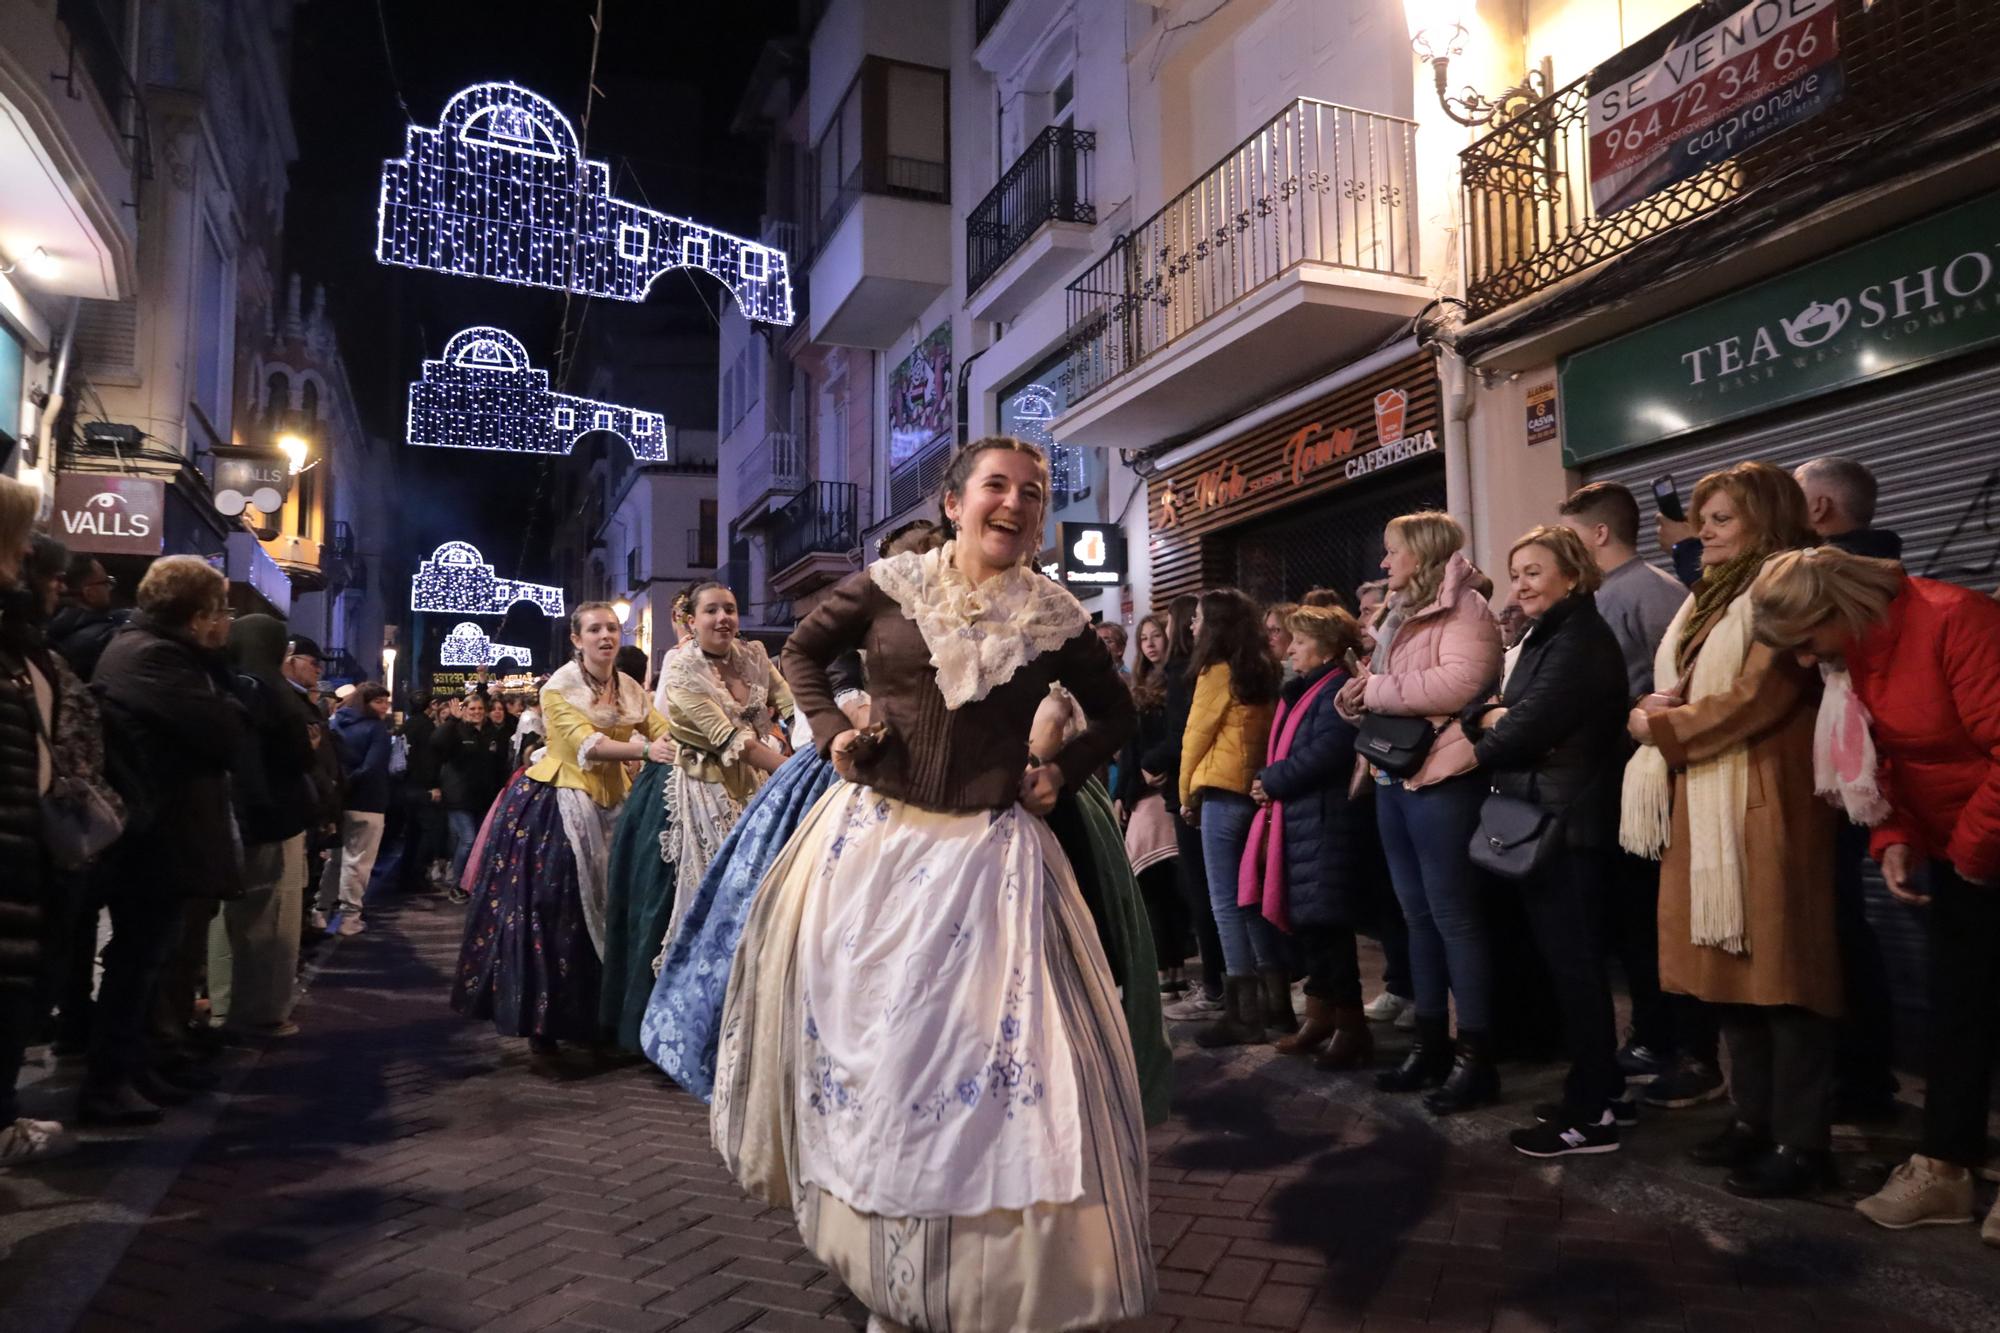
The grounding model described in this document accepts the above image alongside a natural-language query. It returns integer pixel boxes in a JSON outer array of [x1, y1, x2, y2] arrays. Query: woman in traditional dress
[[640, 524, 944, 1098], [453, 602, 672, 1072], [712, 438, 1153, 1333], [599, 582, 792, 1049]]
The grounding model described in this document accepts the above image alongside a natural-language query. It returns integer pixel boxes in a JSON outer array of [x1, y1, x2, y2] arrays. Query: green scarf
[[1677, 550, 1767, 672]]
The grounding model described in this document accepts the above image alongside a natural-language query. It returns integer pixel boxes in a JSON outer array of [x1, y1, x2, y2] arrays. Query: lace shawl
[[545, 659, 652, 768], [656, 638, 777, 769], [868, 541, 1089, 709]]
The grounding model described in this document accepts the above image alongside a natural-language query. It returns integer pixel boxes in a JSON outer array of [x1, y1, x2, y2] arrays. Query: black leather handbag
[[1468, 790, 1561, 881], [1355, 713, 1439, 780]]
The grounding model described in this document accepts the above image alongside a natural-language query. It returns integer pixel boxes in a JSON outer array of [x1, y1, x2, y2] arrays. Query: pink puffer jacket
[[1348, 551, 1501, 790]]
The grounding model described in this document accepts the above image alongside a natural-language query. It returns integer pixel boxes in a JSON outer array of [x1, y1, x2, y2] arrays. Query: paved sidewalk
[[2, 895, 1997, 1332]]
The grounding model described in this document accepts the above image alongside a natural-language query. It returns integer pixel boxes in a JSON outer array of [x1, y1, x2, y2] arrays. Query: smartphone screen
[[1342, 648, 1365, 676], [1652, 475, 1685, 522]]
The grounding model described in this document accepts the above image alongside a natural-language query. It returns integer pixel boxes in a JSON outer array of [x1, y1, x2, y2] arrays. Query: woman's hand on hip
[[829, 729, 861, 781]]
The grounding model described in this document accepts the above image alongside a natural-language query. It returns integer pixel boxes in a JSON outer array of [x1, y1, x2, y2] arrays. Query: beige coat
[[1650, 636, 1840, 1016]]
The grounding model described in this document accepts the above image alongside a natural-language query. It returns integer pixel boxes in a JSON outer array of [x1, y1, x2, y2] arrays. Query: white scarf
[[1619, 590, 1754, 956], [1814, 665, 1891, 827], [869, 541, 1088, 708]]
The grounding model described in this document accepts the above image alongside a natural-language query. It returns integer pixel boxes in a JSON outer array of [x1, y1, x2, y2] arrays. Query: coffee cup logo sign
[[1374, 389, 1408, 448], [1059, 523, 1126, 586], [54, 475, 165, 556]]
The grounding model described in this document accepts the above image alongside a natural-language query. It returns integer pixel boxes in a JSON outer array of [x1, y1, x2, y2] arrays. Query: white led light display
[[408, 327, 672, 460], [440, 621, 533, 669], [377, 82, 795, 324], [411, 540, 566, 617]]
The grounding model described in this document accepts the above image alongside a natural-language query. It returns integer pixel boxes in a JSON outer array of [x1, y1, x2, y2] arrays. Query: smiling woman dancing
[[711, 438, 1153, 1333], [453, 601, 673, 1073]]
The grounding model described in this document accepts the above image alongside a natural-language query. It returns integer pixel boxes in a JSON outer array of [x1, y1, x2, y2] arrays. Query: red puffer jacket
[[1848, 577, 2000, 885]]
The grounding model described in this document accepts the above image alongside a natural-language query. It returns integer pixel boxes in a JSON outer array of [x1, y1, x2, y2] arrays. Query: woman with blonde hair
[[1751, 546, 2000, 1232], [1462, 526, 1630, 1155], [454, 601, 675, 1073], [1623, 461, 1836, 1198], [1338, 511, 1503, 1113]]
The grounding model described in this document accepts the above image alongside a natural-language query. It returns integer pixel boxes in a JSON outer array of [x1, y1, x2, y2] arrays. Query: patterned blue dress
[[639, 747, 839, 1096]]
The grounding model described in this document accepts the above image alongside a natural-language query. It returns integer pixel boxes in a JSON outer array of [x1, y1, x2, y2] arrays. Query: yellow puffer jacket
[[1179, 664, 1276, 807]]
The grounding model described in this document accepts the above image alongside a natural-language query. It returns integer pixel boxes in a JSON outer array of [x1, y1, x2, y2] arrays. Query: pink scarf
[[1238, 669, 1341, 931]]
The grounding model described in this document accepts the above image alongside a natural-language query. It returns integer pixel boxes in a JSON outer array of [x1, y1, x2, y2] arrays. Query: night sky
[[282, 0, 796, 595]]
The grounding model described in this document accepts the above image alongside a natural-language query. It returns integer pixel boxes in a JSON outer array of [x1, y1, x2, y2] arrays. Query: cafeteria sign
[[1059, 523, 1127, 587], [1588, 0, 1843, 217]]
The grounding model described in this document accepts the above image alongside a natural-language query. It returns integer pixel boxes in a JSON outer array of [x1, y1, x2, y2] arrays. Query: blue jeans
[[448, 809, 481, 885], [1376, 775, 1491, 1030], [1198, 790, 1283, 975]]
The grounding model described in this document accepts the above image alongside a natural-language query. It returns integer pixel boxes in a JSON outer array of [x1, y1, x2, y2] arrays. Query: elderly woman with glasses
[[1751, 546, 2000, 1237]]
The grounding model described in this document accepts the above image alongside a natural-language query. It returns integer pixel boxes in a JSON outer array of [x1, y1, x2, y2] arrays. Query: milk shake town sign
[[1561, 189, 2000, 464]]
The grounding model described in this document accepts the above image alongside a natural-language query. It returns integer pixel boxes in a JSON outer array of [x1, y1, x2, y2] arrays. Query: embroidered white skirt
[[712, 783, 1155, 1332]]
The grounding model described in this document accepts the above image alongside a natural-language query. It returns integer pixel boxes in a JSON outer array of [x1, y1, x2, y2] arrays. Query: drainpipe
[[1438, 342, 1474, 547], [956, 342, 995, 445], [32, 297, 81, 473]]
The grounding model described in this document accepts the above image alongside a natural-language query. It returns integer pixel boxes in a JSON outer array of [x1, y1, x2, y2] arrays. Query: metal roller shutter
[[1230, 466, 1447, 607], [1580, 347, 2000, 591], [1580, 348, 2000, 1052]]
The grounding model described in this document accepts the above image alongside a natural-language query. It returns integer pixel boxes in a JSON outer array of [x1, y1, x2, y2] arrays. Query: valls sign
[[53, 475, 164, 556], [1560, 189, 2000, 464]]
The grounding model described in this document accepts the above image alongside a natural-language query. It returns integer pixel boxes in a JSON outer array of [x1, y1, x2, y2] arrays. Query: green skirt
[[598, 762, 679, 1049]]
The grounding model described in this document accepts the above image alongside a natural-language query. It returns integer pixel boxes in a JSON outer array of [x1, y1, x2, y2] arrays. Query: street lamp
[[381, 645, 398, 698], [612, 597, 632, 626], [275, 430, 312, 474], [1403, 0, 1549, 128]]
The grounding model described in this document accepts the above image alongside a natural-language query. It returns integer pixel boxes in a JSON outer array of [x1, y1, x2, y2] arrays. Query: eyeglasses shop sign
[[1559, 189, 2000, 464], [54, 475, 165, 555], [1059, 523, 1127, 588]]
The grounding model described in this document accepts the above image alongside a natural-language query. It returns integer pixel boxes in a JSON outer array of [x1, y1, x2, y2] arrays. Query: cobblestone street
[[5, 895, 1999, 1333]]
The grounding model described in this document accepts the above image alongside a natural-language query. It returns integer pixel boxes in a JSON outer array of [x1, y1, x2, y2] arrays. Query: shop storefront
[[1145, 352, 1446, 608], [1561, 188, 2000, 591]]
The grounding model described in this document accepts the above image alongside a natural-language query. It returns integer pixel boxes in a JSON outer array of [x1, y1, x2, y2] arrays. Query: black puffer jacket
[[434, 718, 505, 812], [1137, 655, 1194, 785], [1115, 692, 1174, 808], [0, 630, 51, 991], [1461, 593, 1629, 848], [1257, 664, 1371, 927], [94, 614, 247, 899]]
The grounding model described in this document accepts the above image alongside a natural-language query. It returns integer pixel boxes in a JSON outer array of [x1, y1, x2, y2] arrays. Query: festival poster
[[1588, 0, 1843, 217]]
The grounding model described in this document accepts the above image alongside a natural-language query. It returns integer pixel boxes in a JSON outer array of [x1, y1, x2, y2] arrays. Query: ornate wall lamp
[[1404, 0, 1551, 128]]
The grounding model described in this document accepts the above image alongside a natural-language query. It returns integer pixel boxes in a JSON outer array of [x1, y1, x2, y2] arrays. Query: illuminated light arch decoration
[[411, 540, 566, 617], [408, 327, 671, 460], [440, 622, 533, 669], [377, 82, 795, 325]]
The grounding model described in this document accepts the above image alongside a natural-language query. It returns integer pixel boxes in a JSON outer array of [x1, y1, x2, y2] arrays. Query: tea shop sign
[[1560, 188, 2000, 465], [1156, 388, 1435, 530]]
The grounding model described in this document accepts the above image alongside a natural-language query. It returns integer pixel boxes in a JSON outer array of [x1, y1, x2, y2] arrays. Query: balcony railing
[[968, 126, 1097, 294], [1460, 0, 2000, 319], [736, 429, 805, 499], [687, 528, 719, 569], [975, 0, 1013, 44], [772, 481, 858, 572], [1064, 99, 1418, 404]]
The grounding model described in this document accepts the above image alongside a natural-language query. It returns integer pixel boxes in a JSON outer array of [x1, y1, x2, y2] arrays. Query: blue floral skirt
[[640, 747, 839, 1097], [453, 774, 603, 1043]]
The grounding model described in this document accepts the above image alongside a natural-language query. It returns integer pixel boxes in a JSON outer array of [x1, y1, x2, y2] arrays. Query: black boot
[[1724, 1145, 1838, 1199], [1258, 969, 1298, 1035], [1193, 976, 1267, 1048], [1689, 1119, 1772, 1169], [1423, 1030, 1500, 1115], [1377, 1014, 1452, 1092]]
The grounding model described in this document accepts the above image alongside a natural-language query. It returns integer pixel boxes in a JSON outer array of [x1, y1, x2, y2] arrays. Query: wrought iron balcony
[[1064, 99, 1418, 405], [968, 126, 1096, 295], [975, 0, 1014, 45], [772, 481, 858, 573], [1459, 0, 2000, 320]]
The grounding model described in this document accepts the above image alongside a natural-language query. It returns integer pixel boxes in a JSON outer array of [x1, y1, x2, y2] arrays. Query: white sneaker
[[309, 910, 328, 932], [1856, 1154, 1973, 1229], [1163, 991, 1225, 1020], [336, 916, 367, 937], [1364, 991, 1412, 1024], [1985, 1191, 2000, 1248], [0, 1117, 76, 1168]]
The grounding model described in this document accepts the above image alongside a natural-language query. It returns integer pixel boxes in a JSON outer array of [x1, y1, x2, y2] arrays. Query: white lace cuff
[[717, 725, 751, 768], [576, 732, 616, 768]]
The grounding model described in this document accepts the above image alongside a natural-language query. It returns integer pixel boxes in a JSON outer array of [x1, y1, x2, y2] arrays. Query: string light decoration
[[407, 326, 673, 460], [440, 621, 533, 669], [377, 82, 795, 324], [411, 540, 566, 617]]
